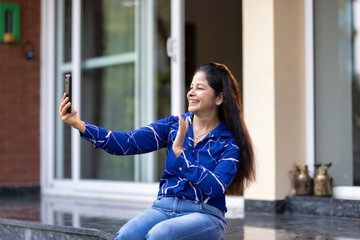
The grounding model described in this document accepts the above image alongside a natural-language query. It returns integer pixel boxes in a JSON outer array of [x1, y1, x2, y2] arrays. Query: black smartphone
[[65, 74, 72, 114]]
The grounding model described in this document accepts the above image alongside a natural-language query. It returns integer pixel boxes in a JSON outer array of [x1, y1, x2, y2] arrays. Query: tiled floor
[[1, 194, 360, 240]]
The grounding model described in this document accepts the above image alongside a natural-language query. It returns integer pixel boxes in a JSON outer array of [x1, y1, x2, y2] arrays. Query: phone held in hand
[[65, 74, 72, 114]]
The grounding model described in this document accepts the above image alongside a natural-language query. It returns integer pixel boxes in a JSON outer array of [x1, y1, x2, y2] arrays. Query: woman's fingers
[[173, 115, 189, 157], [176, 115, 188, 141], [178, 115, 185, 134], [58, 93, 82, 130], [67, 109, 78, 118], [60, 102, 72, 117], [178, 114, 183, 127], [178, 115, 189, 135], [59, 95, 69, 113]]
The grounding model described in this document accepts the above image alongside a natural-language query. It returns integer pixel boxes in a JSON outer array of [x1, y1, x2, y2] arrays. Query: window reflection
[[53, 212, 73, 227], [352, 0, 360, 186], [81, 64, 135, 181], [82, 0, 135, 59]]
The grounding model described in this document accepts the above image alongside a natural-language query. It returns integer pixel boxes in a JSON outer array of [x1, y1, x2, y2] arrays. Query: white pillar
[[170, 0, 185, 115], [72, 0, 82, 183]]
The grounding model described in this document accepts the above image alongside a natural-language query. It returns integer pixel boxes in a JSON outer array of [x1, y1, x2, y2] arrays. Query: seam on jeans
[[203, 210, 226, 229], [200, 204, 225, 220], [150, 206, 171, 219], [178, 224, 225, 240]]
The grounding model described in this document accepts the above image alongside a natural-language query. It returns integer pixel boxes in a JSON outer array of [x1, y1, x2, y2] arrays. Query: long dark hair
[[196, 62, 255, 195]]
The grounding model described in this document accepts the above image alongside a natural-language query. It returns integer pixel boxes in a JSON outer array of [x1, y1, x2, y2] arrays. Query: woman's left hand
[[173, 115, 189, 157]]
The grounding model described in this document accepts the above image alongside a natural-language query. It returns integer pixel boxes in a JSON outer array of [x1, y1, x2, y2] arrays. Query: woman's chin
[[188, 106, 198, 113]]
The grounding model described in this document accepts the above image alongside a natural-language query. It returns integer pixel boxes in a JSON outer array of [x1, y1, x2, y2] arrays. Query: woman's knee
[[114, 228, 136, 240], [145, 223, 172, 240], [114, 220, 147, 240]]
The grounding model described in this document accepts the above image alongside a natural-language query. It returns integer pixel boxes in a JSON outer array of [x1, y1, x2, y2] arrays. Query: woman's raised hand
[[173, 115, 189, 158], [59, 93, 85, 134]]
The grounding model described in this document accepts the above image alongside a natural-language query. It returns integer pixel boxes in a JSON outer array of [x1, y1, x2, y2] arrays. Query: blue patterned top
[[80, 112, 239, 212]]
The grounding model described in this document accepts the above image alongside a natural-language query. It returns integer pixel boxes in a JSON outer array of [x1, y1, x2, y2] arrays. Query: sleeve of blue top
[[171, 140, 239, 198], [80, 116, 174, 155]]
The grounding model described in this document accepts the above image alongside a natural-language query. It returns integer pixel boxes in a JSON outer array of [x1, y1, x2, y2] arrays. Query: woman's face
[[187, 71, 223, 115]]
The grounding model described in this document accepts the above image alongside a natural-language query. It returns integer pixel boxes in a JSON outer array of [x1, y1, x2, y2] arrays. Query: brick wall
[[0, 0, 40, 186]]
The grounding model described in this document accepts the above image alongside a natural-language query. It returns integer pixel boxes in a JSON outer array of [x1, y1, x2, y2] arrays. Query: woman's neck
[[192, 113, 221, 134]]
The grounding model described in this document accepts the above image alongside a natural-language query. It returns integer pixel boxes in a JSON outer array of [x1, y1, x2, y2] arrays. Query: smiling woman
[[187, 71, 223, 146], [59, 62, 254, 239]]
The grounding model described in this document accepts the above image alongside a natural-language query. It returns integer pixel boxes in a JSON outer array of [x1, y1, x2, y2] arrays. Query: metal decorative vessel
[[314, 163, 333, 196], [295, 165, 313, 196]]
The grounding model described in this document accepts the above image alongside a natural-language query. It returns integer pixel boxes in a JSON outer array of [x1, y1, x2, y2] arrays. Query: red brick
[[0, 0, 40, 186]]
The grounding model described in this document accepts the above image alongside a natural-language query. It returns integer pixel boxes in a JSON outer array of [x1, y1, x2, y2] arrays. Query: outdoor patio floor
[[0, 193, 360, 240]]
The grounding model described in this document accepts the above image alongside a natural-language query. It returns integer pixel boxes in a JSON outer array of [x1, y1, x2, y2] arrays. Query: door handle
[[166, 37, 177, 60]]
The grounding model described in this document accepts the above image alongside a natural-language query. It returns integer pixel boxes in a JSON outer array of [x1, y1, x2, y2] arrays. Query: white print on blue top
[[80, 112, 239, 212]]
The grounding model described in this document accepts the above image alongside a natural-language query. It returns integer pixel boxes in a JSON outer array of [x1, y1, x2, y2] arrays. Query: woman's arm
[[59, 93, 85, 134], [59, 92, 176, 155], [81, 119, 171, 155]]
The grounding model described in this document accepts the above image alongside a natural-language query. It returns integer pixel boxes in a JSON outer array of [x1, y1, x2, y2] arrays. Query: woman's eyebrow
[[193, 82, 207, 87]]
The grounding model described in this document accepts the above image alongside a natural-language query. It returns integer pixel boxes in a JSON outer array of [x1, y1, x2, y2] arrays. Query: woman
[[59, 62, 255, 240]]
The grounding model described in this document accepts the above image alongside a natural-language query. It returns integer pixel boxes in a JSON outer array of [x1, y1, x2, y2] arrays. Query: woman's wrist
[[174, 147, 185, 158], [72, 119, 85, 134]]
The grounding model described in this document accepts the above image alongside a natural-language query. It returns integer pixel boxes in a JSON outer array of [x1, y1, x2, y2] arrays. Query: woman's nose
[[187, 89, 195, 96]]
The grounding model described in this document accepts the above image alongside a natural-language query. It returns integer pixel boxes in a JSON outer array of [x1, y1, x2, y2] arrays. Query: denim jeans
[[115, 196, 227, 240]]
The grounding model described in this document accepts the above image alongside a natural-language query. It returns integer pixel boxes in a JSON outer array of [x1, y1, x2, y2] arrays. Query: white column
[[140, 0, 156, 182], [40, 0, 56, 190], [170, 0, 185, 115], [72, 0, 82, 183], [243, 0, 276, 200], [305, 0, 315, 177], [243, 0, 306, 201], [55, 0, 65, 180]]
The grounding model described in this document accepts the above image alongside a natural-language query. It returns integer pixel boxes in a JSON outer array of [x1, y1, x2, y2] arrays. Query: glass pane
[[314, 0, 354, 186], [81, 64, 135, 181], [82, 0, 135, 59], [53, 212, 73, 227], [155, 0, 171, 181], [55, 0, 72, 179], [54, 72, 72, 179], [54, 124, 72, 179], [80, 216, 127, 231], [64, 0, 72, 62], [353, 0, 360, 186]]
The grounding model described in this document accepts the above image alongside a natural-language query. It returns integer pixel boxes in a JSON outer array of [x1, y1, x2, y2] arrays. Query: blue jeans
[[115, 196, 227, 240]]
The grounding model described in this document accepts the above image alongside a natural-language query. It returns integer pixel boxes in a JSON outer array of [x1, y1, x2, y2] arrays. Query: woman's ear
[[216, 93, 223, 106]]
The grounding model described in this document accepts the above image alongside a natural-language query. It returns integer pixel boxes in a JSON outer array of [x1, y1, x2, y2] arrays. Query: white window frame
[[305, 0, 360, 200]]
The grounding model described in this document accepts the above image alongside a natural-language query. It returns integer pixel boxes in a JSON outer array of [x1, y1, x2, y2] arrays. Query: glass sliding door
[[314, 0, 360, 186]]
